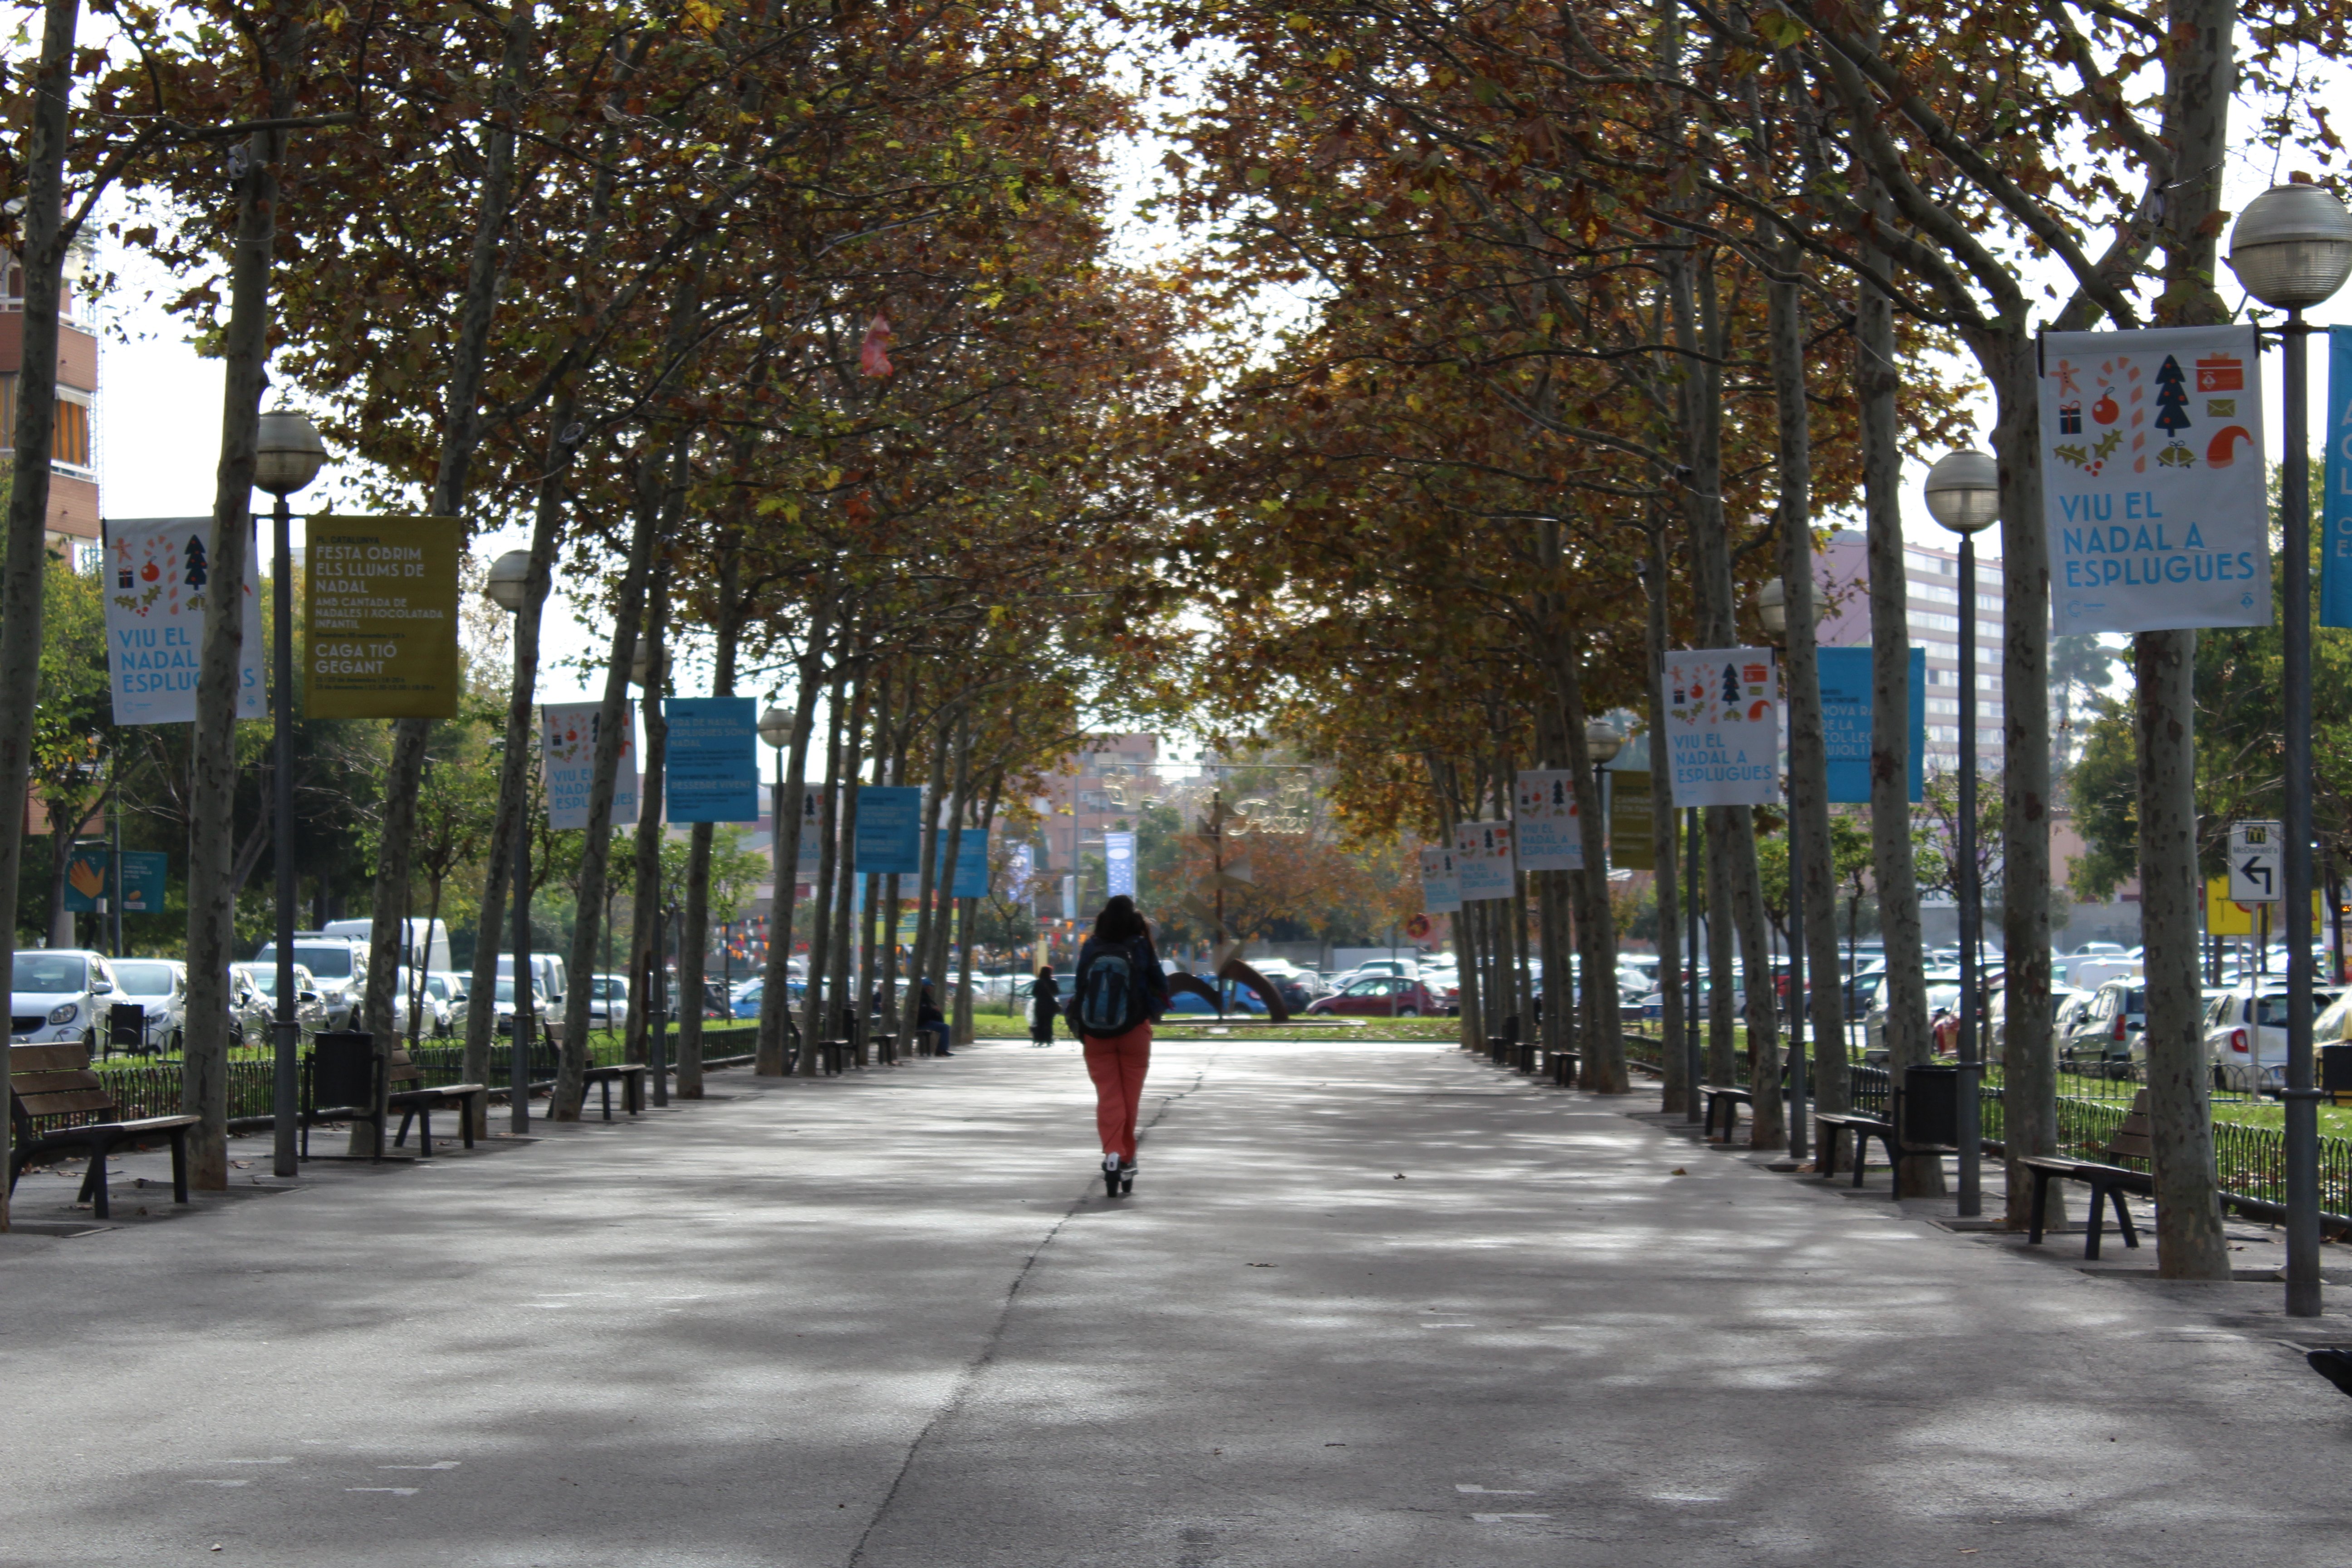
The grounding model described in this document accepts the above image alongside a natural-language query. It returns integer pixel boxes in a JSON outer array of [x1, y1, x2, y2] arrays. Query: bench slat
[[14, 1068, 106, 1096], [17, 1087, 118, 1117], [11, 1044, 90, 1073]]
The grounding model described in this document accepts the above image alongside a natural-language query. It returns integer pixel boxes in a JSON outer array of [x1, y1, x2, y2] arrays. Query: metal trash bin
[[2323, 1042, 2352, 1101], [1903, 1064, 1961, 1147]]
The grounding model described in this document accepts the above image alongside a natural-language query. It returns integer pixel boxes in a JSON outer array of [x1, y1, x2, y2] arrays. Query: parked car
[[496, 952, 569, 1006], [1306, 976, 1438, 1017], [109, 957, 188, 1053], [2061, 977, 2146, 1077], [407, 970, 464, 1036], [487, 977, 552, 1035], [728, 975, 806, 1019], [10, 949, 123, 1050], [1987, 984, 2086, 1065], [1168, 983, 1267, 1015], [232, 961, 328, 1043], [586, 973, 630, 1027], [250, 934, 369, 1029], [2207, 985, 2343, 1093]]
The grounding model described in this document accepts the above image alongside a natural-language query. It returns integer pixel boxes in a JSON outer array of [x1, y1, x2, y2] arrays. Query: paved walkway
[[6, 1039, 2351, 1566]]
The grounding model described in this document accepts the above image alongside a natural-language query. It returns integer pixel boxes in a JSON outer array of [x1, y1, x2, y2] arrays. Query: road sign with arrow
[[2229, 819, 2282, 903]]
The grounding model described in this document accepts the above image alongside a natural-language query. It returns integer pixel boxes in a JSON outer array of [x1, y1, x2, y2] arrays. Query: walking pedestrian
[[1068, 896, 1169, 1196], [1029, 966, 1060, 1046]]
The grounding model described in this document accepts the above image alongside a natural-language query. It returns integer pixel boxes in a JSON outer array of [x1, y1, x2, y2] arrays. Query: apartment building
[[1034, 734, 1161, 906], [1, 243, 102, 546], [1814, 528, 2004, 775]]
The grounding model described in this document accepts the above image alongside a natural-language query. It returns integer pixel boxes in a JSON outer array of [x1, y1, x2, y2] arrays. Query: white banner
[[102, 517, 265, 724], [541, 701, 638, 830], [1514, 769, 1584, 871], [1453, 820, 1517, 901], [1662, 647, 1781, 807], [2042, 323, 2269, 634], [1418, 845, 1462, 914]]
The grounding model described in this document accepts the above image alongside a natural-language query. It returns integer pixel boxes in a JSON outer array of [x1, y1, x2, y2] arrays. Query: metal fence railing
[[36, 1024, 774, 1139]]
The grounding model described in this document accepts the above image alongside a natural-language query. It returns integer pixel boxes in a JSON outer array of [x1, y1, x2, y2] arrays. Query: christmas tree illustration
[[2154, 355, 2191, 437], [183, 534, 209, 590], [1720, 662, 1740, 704]]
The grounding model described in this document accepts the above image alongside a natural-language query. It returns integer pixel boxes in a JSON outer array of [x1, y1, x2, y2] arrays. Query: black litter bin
[[1903, 1063, 1961, 1147], [302, 1031, 379, 1158], [2323, 1042, 2352, 1101]]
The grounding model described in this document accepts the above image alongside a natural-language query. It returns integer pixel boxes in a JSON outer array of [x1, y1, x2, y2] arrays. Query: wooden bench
[[577, 1063, 649, 1121], [1814, 1110, 1902, 1186], [302, 1037, 485, 1160], [1703, 1084, 1754, 1140], [1548, 1050, 1579, 1088], [385, 1047, 486, 1154], [2024, 1090, 2156, 1260], [9, 1044, 197, 1218]]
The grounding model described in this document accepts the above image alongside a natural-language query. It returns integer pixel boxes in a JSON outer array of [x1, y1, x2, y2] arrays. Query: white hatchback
[[2221, 985, 2347, 1093], [10, 949, 122, 1049]]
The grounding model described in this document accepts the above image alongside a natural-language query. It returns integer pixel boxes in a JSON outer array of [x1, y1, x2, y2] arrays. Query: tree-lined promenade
[[4, 0, 2352, 1318]]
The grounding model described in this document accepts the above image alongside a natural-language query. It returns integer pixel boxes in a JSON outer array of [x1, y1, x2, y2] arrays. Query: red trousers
[[1083, 1025, 1152, 1162]]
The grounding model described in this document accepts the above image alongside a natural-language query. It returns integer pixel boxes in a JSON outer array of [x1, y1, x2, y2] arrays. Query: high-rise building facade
[[0, 243, 102, 545], [1814, 528, 2003, 775]]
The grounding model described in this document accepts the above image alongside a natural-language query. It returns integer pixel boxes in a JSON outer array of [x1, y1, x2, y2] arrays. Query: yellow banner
[[2205, 877, 2321, 936], [304, 516, 461, 719], [1610, 771, 1654, 871]]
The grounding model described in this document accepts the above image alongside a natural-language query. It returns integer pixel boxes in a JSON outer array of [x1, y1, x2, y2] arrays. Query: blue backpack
[[1076, 941, 1151, 1036]]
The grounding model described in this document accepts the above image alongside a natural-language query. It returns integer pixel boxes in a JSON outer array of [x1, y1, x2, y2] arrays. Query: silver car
[[10, 949, 122, 1051], [109, 957, 188, 1054], [2061, 977, 2146, 1078]]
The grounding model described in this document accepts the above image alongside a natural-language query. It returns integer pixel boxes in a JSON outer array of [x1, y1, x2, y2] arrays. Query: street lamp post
[[1925, 448, 2001, 1219], [253, 408, 325, 1178], [1754, 577, 1810, 1161], [759, 705, 793, 1033], [485, 549, 534, 1133], [2229, 182, 2352, 1318], [1584, 721, 1622, 1066]]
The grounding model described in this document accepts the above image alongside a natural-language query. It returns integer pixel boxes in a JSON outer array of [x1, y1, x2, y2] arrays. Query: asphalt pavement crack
[[842, 1046, 1223, 1567]]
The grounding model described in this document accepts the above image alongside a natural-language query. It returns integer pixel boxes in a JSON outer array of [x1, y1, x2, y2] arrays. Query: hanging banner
[[2324, 327, 2352, 627], [664, 696, 760, 823], [62, 845, 110, 912], [855, 785, 923, 875], [2041, 324, 2269, 634], [953, 828, 992, 898], [118, 850, 168, 913], [303, 516, 462, 718], [1661, 647, 1781, 807], [101, 517, 265, 725], [541, 701, 637, 831], [1453, 820, 1517, 901], [1103, 830, 1137, 897], [1513, 770, 1585, 871], [1418, 845, 1462, 915], [1609, 770, 1654, 872], [1009, 842, 1036, 902], [797, 790, 823, 873], [1818, 647, 1926, 804]]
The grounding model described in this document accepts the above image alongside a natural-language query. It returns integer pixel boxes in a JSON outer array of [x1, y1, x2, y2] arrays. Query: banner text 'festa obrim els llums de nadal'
[[304, 516, 463, 718], [2041, 324, 2270, 636]]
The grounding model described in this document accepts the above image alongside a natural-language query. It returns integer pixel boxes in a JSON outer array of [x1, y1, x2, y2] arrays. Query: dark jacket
[[1067, 934, 1169, 1037], [1030, 974, 1061, 1013]]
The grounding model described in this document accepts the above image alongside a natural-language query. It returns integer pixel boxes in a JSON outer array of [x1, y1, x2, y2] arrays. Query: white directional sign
[[2229, 820, 2282, 903]]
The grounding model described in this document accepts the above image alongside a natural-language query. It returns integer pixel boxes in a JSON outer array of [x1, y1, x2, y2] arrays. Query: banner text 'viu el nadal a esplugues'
[[2042, 324, 2269, 635]]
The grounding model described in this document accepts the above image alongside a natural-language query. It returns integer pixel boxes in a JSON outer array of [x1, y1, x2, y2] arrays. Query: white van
[[495, 952, 568, 1004], [321, 917, 452, 974]]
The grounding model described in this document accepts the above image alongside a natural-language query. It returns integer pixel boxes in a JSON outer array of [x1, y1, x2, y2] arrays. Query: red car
[[1307, 977, 1439, 1017]]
